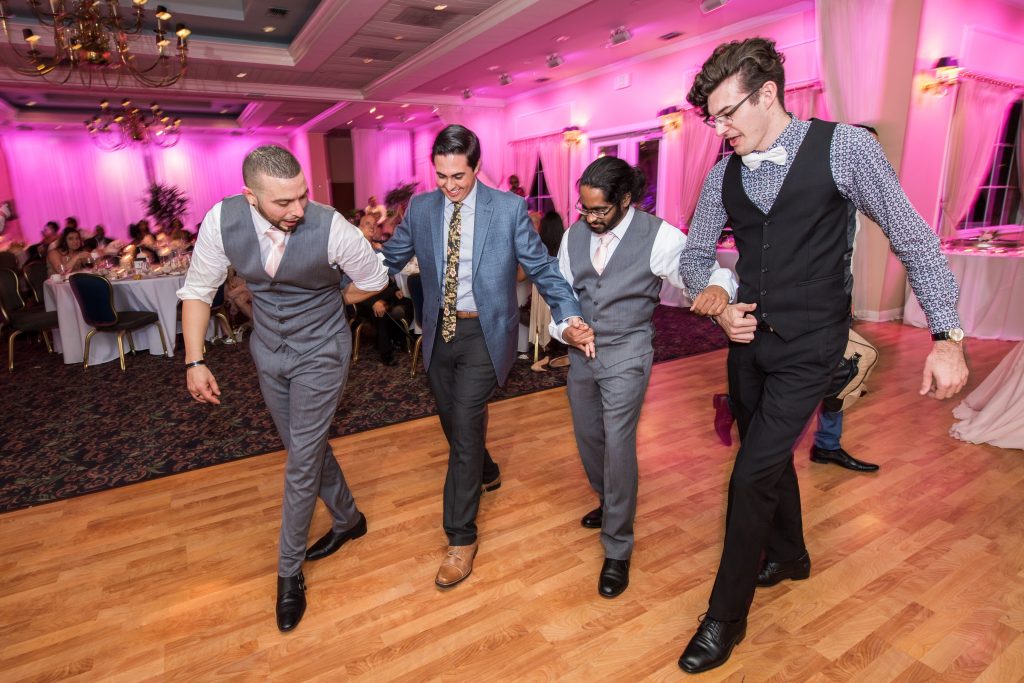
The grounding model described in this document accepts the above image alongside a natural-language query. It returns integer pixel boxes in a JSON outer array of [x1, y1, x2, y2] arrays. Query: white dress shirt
[[550, 207, 737, 342], [441, 181, 479, 312], [177, 200, 387, 304]]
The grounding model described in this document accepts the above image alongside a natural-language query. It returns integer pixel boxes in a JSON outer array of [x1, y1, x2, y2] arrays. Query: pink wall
[[504, 9, 817, 142], [901, 0, 1024, 228]]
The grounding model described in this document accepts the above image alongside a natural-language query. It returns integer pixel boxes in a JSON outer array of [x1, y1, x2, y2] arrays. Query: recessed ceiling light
[[393, 35, 403, 41], [555, 35, 570, 43], [276, 125, 283, 129], [434, 4, 447, 10], [363, 58, 374, 64], [369, 106, 377, 113], [26, 100, 36, 106], [236, 72, 247, 78], [499, 72, 512, 86], [287, 117, 296, 122], [219, 108, 229, 114], [546, 53, 563, 69], [346, 120, 353, 125], [262, 25, 276, 33], [375, 114, 384, 119], [488, 65, 500, 71], [54, 125, 62, 130], [400, 103, 410, 108]]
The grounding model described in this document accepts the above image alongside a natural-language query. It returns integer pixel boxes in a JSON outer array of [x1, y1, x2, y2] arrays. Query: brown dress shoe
[[435, 544, 478, 588]]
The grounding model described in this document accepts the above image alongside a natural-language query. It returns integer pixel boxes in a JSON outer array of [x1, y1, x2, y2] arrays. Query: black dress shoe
[[580, 506, 603, 529], [678, 615, 747, 674], [305, 513, 367, 561], [810, 446, 879, 472], [276, 572, 306, 632], [757, 550, 811, 587], [598, 558, 630, 598]]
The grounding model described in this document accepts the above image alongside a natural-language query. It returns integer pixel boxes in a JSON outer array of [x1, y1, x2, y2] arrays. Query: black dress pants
[[427, 316, 500, 546], [707, 319, 849, 621]]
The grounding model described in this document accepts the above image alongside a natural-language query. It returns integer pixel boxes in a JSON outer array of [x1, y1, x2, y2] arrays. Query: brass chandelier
[[0, 1, 190, 88], [84, 98, 181, 151]]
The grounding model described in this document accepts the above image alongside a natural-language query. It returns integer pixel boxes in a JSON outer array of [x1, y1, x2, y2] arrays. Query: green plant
[[142, 183, 189, 231]]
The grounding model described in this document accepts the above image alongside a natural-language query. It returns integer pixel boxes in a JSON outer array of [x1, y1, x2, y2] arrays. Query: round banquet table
[[44, 273, 185, 365], [903, 249, 1024, 341]]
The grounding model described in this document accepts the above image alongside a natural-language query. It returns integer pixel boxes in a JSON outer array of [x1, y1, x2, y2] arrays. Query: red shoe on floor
[[713, 394, 735, 447]]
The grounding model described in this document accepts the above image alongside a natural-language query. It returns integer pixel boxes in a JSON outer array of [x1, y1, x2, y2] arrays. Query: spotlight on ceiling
[[607, 26, 632, 47], [498, 72, 513, 86], [699, 0, 730, 14], [462, 88, 473, 99], [546, 53, 564, 69]]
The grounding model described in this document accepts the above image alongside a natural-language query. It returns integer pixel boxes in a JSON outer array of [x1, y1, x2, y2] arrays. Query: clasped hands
[[563, 316, 596, 358]]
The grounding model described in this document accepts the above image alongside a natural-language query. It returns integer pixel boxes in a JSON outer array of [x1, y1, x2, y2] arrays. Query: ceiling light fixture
[[369, 106, 377, 113], [462, 88, 473, 99], [262, 26, 276, 33], [393, 35, 403, 41], [85, 99, 181, 151], [498, 72, 512, 86], [375, 114, 384, 119], [659, 31, 683, 41], [556, 35, 570, 43], [25, 100, 36, 106], [699, 0, 730, 14], [400, 103, 410, 108], [363, 58, 374, 64], [607, 26, 632, 47], [546, 53, 564, 69], [236, 72, 247, 78], [434, 4, 448, 10]]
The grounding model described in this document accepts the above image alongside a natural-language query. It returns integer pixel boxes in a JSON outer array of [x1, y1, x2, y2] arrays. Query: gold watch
[[931, 328, 965, 343]]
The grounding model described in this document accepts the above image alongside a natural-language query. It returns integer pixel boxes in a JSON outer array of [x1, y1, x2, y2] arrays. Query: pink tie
[[593, 232, 616, 275], [264, 228, 286, 278]]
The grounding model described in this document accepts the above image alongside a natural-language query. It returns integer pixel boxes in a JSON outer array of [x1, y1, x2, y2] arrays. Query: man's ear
[[242, 186, 257, 207]]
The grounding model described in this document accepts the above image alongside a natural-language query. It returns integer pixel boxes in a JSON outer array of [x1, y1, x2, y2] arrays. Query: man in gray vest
[[178, 145, 388, 633], [678, 38, 968, 673], [552, 157, 737, 598]]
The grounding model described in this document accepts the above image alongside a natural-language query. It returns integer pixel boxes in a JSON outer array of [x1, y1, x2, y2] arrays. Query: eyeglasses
[[703, 87, 760, 128], [575, 201, 614, 217]]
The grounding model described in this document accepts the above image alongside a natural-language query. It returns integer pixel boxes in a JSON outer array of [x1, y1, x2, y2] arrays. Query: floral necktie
[[441, 201, 463, 342]]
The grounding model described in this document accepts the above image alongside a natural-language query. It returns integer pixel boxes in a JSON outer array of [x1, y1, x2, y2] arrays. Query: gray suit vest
[[220, 194, 344, 353], [567, 209, 662, 367]]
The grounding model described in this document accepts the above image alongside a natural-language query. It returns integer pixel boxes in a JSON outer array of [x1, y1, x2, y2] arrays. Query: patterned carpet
[[0, 305, 726, 513]]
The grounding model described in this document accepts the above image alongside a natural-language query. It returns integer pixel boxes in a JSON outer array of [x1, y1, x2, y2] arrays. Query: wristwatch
[[931, 327, 965, 343]]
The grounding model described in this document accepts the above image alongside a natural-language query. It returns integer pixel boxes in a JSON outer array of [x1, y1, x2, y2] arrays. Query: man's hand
[[920, 340, 969, 399], [187, 365, 221, 405], [714, 302, 758, 343], [372, 300, 387, 317], [563, 316, 595, 358], [691, 285, 730, 317]]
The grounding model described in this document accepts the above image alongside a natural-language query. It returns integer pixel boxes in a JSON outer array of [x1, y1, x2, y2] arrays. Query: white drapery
[[435, 104, 507, 189], [678, 113, 722, 230], [816, 0, 894, 125], [787, 85, 829, 121], [940, 79, 1021, 239], [351, 128, 414, 210], [537, 134, 573, 223], [509, 137, 542, 194]]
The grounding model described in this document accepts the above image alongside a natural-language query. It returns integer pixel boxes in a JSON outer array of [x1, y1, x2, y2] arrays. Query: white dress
[[950, 342, 1024, 449]]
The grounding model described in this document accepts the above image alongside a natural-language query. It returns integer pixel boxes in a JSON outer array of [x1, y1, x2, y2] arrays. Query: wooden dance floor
[[2, 322, 1022, 681]]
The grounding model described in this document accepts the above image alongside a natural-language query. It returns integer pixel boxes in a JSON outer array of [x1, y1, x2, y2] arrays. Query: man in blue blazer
[[382, 125, 590, 589]]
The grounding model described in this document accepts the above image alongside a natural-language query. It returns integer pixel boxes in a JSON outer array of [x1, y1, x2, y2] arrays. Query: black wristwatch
[[931, 328, 965, 343]]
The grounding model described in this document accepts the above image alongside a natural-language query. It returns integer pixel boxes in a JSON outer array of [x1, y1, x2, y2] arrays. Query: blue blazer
[[382, 182, 580, 385]]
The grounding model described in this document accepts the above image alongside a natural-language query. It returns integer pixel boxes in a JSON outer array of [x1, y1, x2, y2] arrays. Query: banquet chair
[[68, 272, 169, 371], [0, 267, 57, 371], [0, 251, 17, 271], [349, 302, 371, 362], [176, 282, 236, 346], [23, 260, 48, 307]]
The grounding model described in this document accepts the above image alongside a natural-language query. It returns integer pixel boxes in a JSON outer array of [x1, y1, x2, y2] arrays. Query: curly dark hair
[[686, 37, 786, 117]]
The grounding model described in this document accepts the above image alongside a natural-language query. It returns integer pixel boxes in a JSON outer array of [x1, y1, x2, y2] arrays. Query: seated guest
[[355, 226, 411, 366], [26, 221, 59, 263], [47, 227, 92, 275], [128, 221, 158, 262], [364, 195, 386, 226], [358, 214, 383, 251], [224, 266, 253, 332], [83, 224, 111, 251], [65, 216, 79, 231], [508, 174, 526, 198]]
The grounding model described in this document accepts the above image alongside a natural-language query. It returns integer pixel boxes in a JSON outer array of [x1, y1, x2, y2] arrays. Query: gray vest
[[220, 194, 344, 353], [568, 210, 662, 367]]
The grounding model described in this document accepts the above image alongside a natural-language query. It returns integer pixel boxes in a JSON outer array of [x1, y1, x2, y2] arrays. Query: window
[[526, 158, 554, 214], [960, 99, 1022, 230], [635, 138, 660, 213]]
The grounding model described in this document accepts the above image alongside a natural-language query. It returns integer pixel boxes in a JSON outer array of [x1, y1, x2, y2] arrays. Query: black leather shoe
[[305, 513, 367, 561], [598, 558, 630, 598], [580, 506, 603, 529], [276, 572, 306, 632], [678, 615, 747, 674], [757, 550, 811, 587], [810, 446, 879, 472], [481, 472, 501, 493]]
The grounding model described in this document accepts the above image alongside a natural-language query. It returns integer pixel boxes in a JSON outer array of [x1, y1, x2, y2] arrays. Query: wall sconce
[[562, 125, 583, 146], [658, 105, 683, 132], [921, 56, 962, 96]]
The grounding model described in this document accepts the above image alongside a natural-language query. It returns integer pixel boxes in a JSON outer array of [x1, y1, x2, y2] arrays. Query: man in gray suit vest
[[553, 157, 737, 598], [382, 125, 590, 589], [179, 145, 388, 632]]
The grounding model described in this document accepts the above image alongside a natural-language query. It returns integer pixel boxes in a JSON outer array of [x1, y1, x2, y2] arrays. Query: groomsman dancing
[[677, 37, 968, 672]]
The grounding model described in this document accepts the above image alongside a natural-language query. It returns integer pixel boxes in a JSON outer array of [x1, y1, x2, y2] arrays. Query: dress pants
[[567, 349, 653, 560], [427, 317, 500, 546], [708, 319, 849, 621], [250, 332, 361, 578], [813, 408, 845, 450]]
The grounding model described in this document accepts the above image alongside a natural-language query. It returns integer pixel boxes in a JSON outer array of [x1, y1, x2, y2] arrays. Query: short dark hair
[[578, 156, 646, 206], [432, 124, 481, 169], [44, 221, 59, 234], [538, 210, 565, 257], [243, 145, 302, 188], [687, 37, 786, 117]]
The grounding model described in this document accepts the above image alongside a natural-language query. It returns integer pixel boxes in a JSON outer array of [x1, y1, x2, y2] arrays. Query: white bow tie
[[741, 146, 788, 171]]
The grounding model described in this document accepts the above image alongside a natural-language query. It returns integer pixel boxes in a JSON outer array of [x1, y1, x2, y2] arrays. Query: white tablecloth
[[660, 247, 739, 308], [903, 251, 1024, 341], [44, 274, 184, 365]]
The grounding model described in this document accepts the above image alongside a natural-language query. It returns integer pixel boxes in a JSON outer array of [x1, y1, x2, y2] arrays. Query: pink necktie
[[593, 232, 616, 275], [264, 228, 286, 278]]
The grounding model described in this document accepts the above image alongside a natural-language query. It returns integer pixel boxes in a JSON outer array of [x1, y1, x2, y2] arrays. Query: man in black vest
[[677, 38, 968, 673]]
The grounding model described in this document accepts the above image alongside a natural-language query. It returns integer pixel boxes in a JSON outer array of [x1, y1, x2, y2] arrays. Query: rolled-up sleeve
[[328, 214, 388, 292], [177, 203, 229, 305]]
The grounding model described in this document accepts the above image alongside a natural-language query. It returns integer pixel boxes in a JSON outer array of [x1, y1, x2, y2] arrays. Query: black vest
[[722, 119, 852, 341]]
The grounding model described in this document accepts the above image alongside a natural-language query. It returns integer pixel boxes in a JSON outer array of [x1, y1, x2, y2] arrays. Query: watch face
[[949, 328, 965, 342]]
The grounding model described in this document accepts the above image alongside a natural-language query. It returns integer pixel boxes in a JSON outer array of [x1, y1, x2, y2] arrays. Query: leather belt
[[455, 310, 480, 319], [756, 321, 775, 333]]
